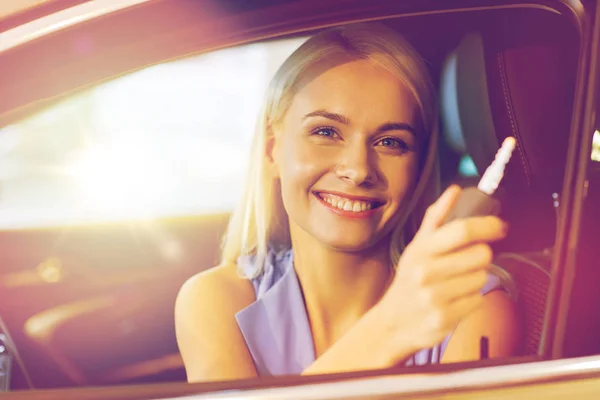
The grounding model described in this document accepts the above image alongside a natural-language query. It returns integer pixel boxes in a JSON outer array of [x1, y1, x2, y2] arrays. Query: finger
[[429, 269, 489, 304], [415, 185, 461, 238], [425, 243, 494, 282], [426, 216, 508, 256]]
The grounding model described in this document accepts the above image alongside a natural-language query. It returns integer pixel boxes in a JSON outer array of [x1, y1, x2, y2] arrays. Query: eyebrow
[[303, 110, 350, 125], [302, 110, 417, 136], [375, 122, 417, 137]]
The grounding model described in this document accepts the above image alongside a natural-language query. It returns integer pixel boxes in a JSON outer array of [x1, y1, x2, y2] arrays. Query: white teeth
[[319, 193, 377, 213]]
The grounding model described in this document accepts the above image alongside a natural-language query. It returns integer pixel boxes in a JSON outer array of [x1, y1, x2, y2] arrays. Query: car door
[[541, 0, 600, 361]]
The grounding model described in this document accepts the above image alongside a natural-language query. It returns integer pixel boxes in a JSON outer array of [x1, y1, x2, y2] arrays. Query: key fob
[[443, 186, 501, 224]]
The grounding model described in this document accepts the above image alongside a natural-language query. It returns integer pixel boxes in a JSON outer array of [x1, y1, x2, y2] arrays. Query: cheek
[[384, 156, 420, 202], [277, 143, 324, 217], [278, 136, 329, 185]]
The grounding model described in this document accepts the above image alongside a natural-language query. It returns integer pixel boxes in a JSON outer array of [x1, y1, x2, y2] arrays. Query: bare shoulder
[[177, 262, 256, 312], [441, 290, 523, 363], [175, 263, 258, 382]]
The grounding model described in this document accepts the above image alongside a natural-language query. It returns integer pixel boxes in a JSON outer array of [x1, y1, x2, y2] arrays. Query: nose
[[335, 141, 376, 186]]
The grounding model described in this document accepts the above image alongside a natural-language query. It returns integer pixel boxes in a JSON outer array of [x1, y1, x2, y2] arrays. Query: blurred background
[[0, 37, 306, 228]]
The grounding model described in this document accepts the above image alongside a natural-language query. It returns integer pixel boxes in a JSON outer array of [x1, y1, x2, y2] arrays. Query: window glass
[[0, 37, 307, 228]]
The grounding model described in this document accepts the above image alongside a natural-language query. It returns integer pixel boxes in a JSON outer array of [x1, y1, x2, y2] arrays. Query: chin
[[316, 229, 379, 253]]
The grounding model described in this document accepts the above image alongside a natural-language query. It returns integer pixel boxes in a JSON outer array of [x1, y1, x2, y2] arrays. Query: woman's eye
[[377, 137, 410, 151], [312, 127, 337, 138]]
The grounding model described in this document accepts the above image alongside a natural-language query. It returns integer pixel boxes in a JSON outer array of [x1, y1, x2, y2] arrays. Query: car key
[[443, 136, 517, 224]]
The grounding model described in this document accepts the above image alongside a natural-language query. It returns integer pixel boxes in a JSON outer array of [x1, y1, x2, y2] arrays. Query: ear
[[265, 125, 280, 178]]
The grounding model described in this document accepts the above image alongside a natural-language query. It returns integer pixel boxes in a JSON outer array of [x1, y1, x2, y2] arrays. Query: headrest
[[441, 32, 575, 192], [440, 33, 498, 175], [440, 31, 576, 250]]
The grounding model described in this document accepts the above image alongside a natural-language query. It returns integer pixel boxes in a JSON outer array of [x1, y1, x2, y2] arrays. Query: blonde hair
[[221, 23, 440, 278]]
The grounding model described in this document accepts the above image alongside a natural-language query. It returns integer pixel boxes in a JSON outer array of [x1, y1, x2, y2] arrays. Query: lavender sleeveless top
[[235, 249, 502, 376]]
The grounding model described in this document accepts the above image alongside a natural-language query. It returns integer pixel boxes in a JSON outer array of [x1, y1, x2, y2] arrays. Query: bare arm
[[307, 289, 523, 374], [441, 290, 523, 363], [301, 303, 416, 375], [175, 265, 258, 382]]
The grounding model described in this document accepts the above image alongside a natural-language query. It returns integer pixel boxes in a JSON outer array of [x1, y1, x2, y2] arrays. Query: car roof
[[0, 0, 584, 128]]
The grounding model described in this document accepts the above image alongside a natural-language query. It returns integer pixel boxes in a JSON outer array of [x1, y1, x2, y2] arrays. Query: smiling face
[[268, 59, 422, 253]]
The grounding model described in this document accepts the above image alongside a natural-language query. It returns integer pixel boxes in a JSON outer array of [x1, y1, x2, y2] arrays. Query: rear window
[[0, 37, 307, 229]]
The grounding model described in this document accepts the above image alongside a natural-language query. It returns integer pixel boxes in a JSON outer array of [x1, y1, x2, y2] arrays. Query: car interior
[[0, 2, 582, 391]]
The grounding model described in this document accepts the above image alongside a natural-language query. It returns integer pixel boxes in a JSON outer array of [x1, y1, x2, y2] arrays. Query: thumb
[[415, 184, 462, 238]]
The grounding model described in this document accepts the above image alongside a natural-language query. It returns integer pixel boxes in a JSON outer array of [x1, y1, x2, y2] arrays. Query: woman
[[175, 23, 522, 382]]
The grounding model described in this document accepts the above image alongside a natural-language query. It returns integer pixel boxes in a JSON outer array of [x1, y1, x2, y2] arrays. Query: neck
[[290, 231, 393, 355]]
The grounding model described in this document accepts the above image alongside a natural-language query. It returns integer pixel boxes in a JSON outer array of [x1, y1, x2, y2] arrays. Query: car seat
[[439, 30, 576, 355]]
